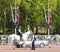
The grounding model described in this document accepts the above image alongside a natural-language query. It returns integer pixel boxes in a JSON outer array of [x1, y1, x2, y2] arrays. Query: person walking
[[31, 36, 36, 50]]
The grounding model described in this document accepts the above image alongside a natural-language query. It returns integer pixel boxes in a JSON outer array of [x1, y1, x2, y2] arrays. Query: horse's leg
[[10, 40, 15, 49], [8, 36, 13, 49], [8, 37, 15, 49], [23, 41, 26, 50]]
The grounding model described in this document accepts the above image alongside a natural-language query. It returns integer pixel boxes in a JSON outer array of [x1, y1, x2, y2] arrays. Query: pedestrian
[[31, 36, 36, 50], [0, 36, 1, 44]]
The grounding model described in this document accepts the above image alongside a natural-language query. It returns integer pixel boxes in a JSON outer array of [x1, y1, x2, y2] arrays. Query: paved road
[[0, 44, 60, 52]]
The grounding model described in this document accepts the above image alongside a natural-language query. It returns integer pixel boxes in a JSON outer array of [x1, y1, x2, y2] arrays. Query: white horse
[[8, 30, 33, 49]]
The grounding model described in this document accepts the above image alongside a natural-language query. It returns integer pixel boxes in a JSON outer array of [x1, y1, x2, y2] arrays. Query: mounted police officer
[[18, 28, 23, 40]]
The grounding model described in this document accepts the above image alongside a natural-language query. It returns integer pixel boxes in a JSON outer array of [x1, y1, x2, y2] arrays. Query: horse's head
[[22, 30, 33, 40], [28, 30, 33, 35]]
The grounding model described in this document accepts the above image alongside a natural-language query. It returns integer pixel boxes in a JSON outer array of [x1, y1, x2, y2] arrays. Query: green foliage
[[0, 0, 60, 34]]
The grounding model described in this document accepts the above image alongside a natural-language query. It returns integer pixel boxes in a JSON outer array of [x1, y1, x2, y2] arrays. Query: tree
[[0, 0, 60, 35], [0, 0, 15, 34]]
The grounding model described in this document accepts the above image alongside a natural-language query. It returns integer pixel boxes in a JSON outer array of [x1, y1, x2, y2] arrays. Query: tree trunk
[[35, 26, 38, 34]]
